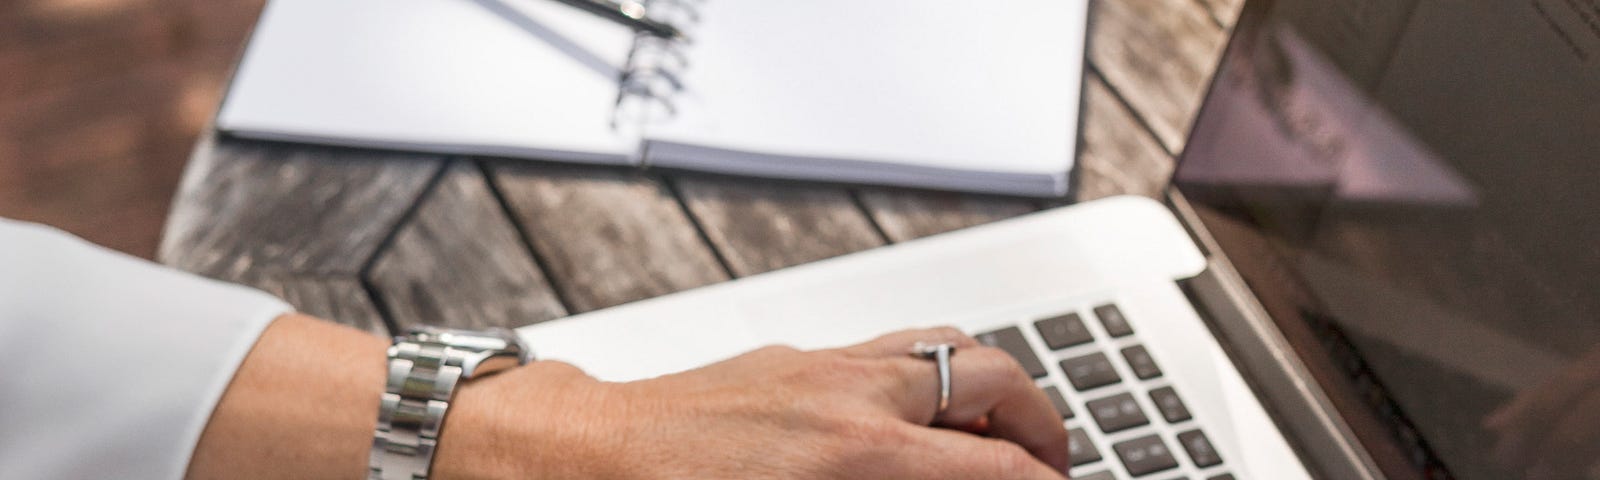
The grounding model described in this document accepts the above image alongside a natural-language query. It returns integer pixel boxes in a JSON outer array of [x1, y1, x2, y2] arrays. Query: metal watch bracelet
[[370, 327, 531, 480]]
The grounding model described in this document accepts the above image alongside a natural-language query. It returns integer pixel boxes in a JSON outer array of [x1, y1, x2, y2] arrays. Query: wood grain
[[488, 161, 728, 313], [1075, 73, 1177, 201], [856, 189, 1037, 242], [1, 2, 172, 102], [239, 272, 390, 337], [1, 62, 210, 258], [1088, 0, 1226, 153], [674, 176, 885, 277], [1, 0, 264, 259], [367, 161, 567, 331], [159, 135, 445, 278]]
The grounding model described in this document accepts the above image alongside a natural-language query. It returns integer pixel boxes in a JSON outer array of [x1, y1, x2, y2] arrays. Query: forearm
[[185, 314, 620, 480], [183, 316, 1069, 480], [187, 314, 388, 479]]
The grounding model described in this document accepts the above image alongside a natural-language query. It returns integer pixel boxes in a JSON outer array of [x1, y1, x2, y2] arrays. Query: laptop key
[[1207, 475, 1235, 480], [1148, 386, 1192, 423], [1034, 313, 1094, 350], [1121, 345, 1163, 379], [1067, 428, 1102, 466], [1113, 434, 1179, 477], [1060, 352, 1121, 391], [1085, 392, 1150, 433], [1094, 304, 1134, 337], [1177, 429, 1223, 468], [976, 327, 1048, 378], [1075, 471, 1115, 480], [1042, 385, 1074, 419]]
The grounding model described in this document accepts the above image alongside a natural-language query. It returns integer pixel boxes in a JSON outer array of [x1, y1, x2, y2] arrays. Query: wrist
[[430, 363, 633, 480], [427, 378, 520, 480], [188, 314, 389, 479]]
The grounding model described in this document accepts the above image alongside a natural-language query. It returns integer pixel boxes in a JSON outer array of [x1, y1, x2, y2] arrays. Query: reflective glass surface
[[1173, 1, 1600, 478]]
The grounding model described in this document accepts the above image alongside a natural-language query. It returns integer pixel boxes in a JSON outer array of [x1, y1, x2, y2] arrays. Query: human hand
[[1483, 345, 1600, 480], [436, 326, 1072, 479]]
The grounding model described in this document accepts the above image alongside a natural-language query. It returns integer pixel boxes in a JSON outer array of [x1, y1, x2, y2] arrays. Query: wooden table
[[159, 0, 1242, 337]]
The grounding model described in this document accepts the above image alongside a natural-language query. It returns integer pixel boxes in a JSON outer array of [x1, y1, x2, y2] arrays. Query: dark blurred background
[[1, 0, 264, 258]]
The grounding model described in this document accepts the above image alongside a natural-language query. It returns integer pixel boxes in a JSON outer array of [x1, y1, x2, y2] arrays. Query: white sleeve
[[0, 219, 292, 479]]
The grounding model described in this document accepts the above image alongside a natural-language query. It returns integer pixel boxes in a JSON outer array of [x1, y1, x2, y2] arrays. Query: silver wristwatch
[[370, 326, 533, 480]]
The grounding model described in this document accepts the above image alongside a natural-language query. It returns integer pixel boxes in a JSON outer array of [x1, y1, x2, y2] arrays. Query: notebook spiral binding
[[612, 0, 702, 130]]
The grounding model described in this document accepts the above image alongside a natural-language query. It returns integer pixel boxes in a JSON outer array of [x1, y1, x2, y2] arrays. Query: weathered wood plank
[[855, 189, 1037, 242], [367, 161, 567, 331], [1075, 73, 1177, 201], [0, 4, 172, 102], [487, 161, 728, 313], [236, 272, 390, 337], [673, 176, 885, 277], [1087, 0, 1226, 153], [159, 134, 444, 278]]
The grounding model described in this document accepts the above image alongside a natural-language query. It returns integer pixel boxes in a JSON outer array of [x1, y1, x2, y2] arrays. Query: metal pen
[[548, 0, 683, 40]]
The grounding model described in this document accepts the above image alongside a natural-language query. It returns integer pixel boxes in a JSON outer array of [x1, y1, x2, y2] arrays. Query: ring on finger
[[910, 342, 957, 421]]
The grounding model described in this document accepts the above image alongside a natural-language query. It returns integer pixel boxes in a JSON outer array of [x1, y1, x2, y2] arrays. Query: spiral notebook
[[218, 0, 1089, 196]]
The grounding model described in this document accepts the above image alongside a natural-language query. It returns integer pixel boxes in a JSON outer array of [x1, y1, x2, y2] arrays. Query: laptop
[[518, 0, 1600, 478]]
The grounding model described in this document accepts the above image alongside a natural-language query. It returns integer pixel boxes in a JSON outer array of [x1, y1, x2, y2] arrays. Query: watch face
[[409, 326, 532, 364], [413, 326, 495, 347], [409, 325, 489, 339]]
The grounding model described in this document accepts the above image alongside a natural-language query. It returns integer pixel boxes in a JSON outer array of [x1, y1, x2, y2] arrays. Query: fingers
[[890, 346, 1072, 472], [836, 326, 980, 358], [893, 425, 1069, 480], [828, 326, 1070, 472]]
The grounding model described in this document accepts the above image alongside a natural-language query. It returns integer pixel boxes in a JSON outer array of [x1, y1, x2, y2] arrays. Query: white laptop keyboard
[[519, 198, 1308, 479], [975, 302, 1234, 480]]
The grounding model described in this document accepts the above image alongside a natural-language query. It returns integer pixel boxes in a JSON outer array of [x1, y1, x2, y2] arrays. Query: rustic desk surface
[[159, 0, 1242, 337]]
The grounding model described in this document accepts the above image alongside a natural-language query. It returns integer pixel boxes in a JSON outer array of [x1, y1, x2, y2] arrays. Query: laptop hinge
[[1168, 190, 1391, 480]]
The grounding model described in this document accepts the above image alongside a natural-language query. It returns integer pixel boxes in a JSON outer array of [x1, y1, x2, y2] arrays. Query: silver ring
[[910, 342, 956, 420]]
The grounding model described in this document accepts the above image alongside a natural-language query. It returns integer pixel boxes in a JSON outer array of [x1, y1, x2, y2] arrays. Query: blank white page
[[644, 0, 1087, 178], [219, 0, 639, 164]]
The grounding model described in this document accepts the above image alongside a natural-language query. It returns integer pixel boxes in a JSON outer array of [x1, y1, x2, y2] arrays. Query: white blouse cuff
[[0, 219, 293, 479]]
